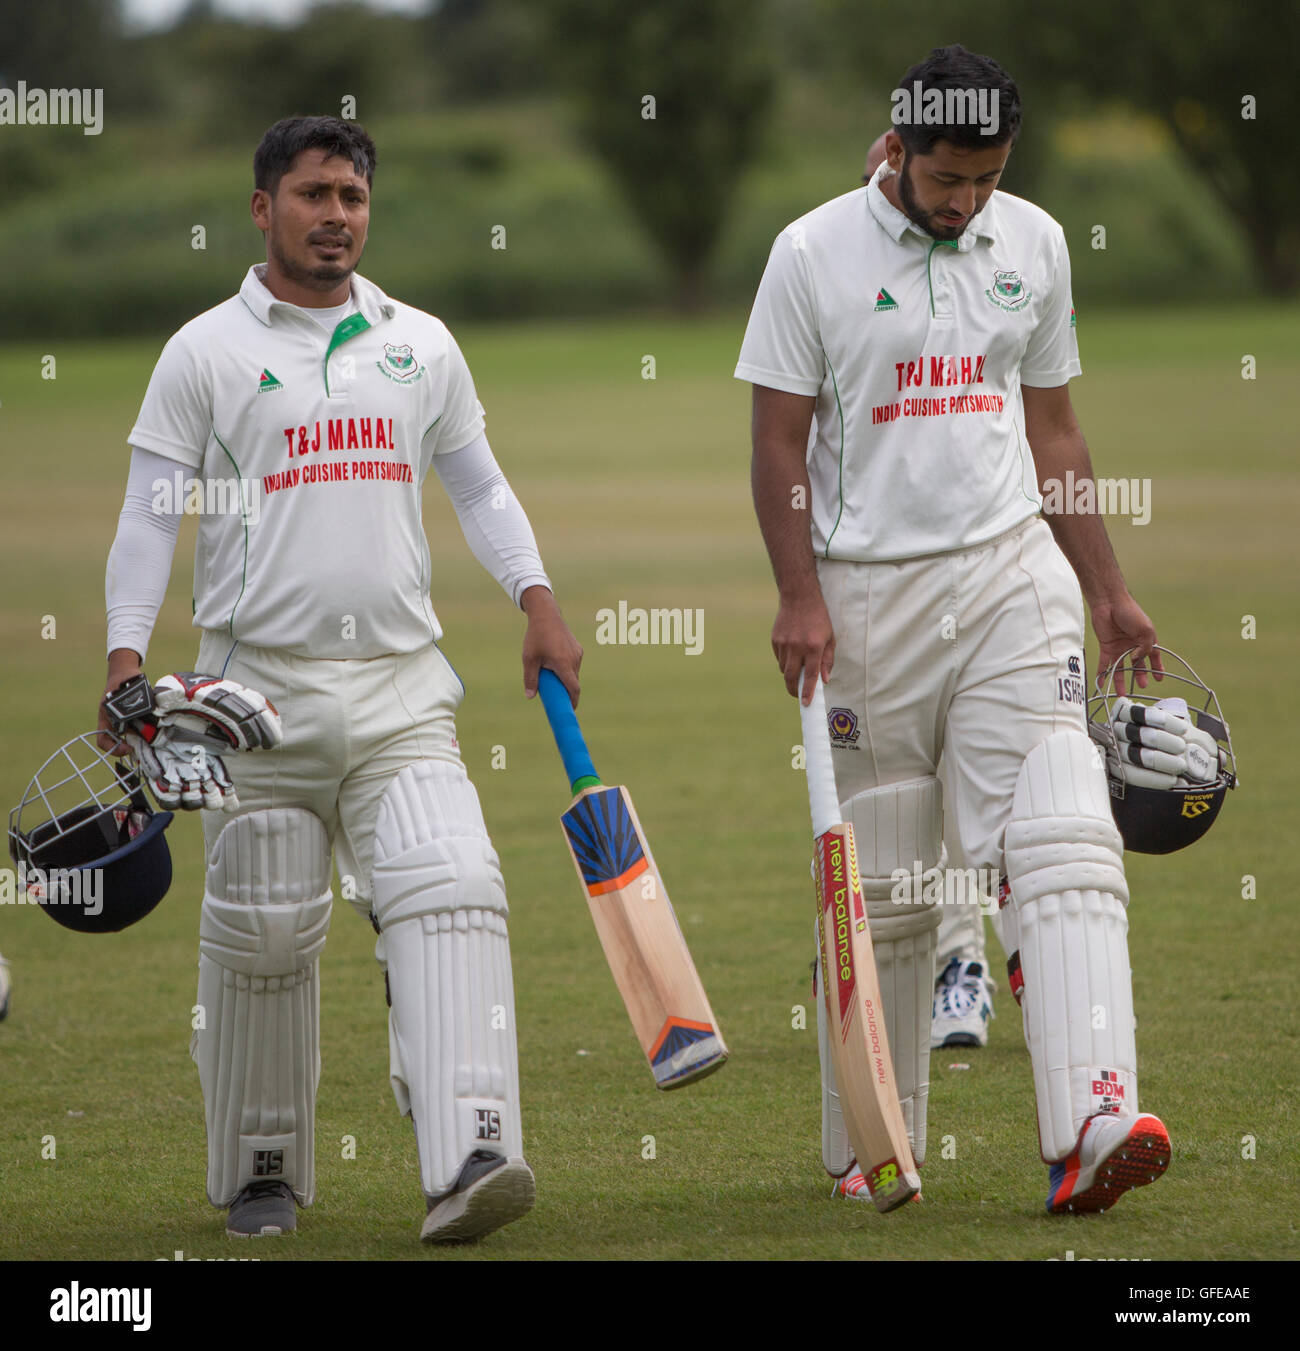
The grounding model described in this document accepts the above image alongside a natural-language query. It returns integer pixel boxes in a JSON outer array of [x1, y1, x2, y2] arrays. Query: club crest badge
[[378, 343, 425, 383], [827, 706, 862, 750], [985, 268, 1031, 313]]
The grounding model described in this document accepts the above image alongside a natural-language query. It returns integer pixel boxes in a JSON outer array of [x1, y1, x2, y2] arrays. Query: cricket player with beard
[[862, 128, 1001, 1063], [739, 45, 1171, 1212], [98, 116, 582, 1241]]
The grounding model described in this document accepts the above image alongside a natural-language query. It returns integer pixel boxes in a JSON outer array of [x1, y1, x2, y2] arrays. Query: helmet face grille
[[8, 733, 173, 934]]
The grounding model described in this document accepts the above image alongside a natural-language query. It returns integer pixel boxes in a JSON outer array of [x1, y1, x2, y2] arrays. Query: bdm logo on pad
[[1091, 1069, 1125, 1113]]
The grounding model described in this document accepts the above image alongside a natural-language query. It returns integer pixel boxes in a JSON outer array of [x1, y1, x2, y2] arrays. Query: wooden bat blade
[[815, 821, 921, 1212], [559, 784, 727, 1089]]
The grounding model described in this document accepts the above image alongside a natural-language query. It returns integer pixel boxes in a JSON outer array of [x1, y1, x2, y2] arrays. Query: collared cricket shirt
[[735, 164, 1081, 562], [128, 265, 486, 656]]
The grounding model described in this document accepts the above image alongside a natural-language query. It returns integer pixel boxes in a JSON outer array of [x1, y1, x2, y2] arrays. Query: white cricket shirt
[[735, 164, 1081, 561], [128, 265, 487, 657]]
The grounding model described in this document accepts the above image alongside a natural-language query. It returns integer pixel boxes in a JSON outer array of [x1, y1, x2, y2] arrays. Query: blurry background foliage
[[0, 0, 1290, 336]]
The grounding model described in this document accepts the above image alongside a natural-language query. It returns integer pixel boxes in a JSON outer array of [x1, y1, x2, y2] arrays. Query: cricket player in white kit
[[99, 117, 582, 1241], [739, 46, 1171, 1212], [862, 128, 1001, 1057]]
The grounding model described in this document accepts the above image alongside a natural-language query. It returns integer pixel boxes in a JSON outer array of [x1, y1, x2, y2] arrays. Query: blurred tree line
[[0, 0, 1291, 331]]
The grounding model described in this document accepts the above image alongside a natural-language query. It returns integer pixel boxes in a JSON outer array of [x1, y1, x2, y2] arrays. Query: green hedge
[[0, 96, 1254, 338]]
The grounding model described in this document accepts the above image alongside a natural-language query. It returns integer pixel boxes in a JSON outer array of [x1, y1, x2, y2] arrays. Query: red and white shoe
[[1046, 1112, 1170, 1214], [832, 1164, 870, 1200], [832, 1162, 922, 1205]]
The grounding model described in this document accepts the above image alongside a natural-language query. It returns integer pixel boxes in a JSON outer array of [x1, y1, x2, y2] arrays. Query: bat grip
[[799, 672, 840, 837], [538, 669, 601, 792]]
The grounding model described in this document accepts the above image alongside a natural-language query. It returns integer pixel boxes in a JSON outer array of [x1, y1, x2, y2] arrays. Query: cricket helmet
[[1087, 647, 1237, 855], [8, 733, 174, 933]]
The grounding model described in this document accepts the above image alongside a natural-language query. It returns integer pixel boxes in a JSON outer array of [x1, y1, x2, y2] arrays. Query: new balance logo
[[874, 288, 899, 312]]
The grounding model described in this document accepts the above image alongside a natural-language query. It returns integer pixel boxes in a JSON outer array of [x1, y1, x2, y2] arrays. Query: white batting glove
[[151, 673, 283, 751], [1109, 697, 1224, 787], [126, 730, 240, 811], [115, 673, 282, 812]]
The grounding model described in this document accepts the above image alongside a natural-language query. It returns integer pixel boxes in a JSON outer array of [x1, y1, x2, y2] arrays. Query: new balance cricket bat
[[537, 668, 727, 1089], [800, 673, 920, 1212]]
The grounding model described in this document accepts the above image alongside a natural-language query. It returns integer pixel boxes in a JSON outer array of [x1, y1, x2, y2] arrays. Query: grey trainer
[[227, 1180, 297, 1237], [421, 1150, 535, 1243]]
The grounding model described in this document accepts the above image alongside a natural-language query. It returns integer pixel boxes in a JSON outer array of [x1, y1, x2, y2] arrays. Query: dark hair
[[891, 44, 1021, 155], [253, 116, 378, 196]]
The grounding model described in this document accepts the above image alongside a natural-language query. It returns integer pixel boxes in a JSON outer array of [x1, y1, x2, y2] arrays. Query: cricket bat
[[800, 672, 920, 1212], [537, 668, 728, 1089]]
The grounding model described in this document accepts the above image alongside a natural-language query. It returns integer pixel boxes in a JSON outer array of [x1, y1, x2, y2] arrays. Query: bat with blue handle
[[537, 669, 727, 1089]]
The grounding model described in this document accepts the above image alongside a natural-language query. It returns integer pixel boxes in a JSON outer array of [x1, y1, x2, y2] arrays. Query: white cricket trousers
[[196, 632, 465, 916], [819, 516, 1087, 875]]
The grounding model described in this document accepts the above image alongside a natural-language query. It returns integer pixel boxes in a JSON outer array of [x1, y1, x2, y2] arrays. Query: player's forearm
[[751, 399, 820, 602], [520, 584, 560, 618], [107, 647, 143, 679], [753, 450, 821, 600], [1031, 429, 1129, 607]]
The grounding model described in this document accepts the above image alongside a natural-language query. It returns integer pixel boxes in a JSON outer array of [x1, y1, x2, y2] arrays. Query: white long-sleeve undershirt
[[105, 434, 551, 660], [105, 448, 183, 661], [432, 431, 552, 609]]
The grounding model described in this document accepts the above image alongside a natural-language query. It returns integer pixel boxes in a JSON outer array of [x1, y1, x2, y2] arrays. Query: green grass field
[[0, 306, 1296, 1261]]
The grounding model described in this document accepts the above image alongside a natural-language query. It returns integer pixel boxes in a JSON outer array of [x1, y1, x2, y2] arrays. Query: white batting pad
[[1004, 731, 1137, 1160], [195, 808, 333, 1207], [371, 760, 523, 1200], [840, 777, 942, 1167]]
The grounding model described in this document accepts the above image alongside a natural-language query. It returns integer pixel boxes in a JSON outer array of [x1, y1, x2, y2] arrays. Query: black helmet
[[8, 733, 174, 933], [1087, 647, 1237, 855]]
